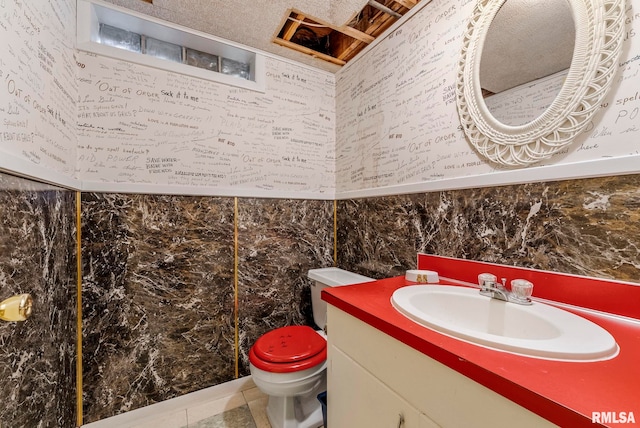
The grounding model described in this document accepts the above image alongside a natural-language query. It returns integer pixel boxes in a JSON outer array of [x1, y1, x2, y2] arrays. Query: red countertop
[[322, 270, 640, 427]]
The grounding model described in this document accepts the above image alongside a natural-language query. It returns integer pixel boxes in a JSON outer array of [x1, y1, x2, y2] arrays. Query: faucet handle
[[478, 273, 497, 288], [511, 279, 534, 301]]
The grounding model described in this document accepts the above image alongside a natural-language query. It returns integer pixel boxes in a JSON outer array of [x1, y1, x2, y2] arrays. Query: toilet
[[249, 267, 374, 428]]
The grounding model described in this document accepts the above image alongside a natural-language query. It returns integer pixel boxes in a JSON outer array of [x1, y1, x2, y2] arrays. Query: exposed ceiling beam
[[273, 1, 418, 66], [391, 0, 417, 9], [282, 12, 305, 40], [337, 6, 399, 61], [273, 38, 347, 65], [337, 25, 375, 44]]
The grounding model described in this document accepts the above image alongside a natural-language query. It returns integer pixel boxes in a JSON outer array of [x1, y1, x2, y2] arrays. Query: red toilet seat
[[249, 325, 327, 373]]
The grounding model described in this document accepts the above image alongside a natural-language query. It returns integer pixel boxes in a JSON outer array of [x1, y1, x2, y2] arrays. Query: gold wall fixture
[[0, 293, 33, 322]]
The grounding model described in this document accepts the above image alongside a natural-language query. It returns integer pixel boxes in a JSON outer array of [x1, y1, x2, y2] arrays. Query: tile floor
[[82, 377, 271, 428]]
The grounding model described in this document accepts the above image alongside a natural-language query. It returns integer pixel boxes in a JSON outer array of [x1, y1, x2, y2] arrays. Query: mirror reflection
[[479, 0, 575, 126]]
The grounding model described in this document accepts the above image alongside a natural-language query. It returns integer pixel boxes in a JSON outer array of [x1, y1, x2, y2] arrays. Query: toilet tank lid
[[307, 267, 375, 287]]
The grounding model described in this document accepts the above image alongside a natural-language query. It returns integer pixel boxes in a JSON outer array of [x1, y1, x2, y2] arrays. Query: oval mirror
[[456, 0, 625, 166], [480, 0, 575, 126]]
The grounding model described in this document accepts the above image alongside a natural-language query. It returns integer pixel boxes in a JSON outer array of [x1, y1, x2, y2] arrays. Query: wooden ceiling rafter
[[337, 0, 409, 61], [282, 12, 305, 40], [390, 0, 417, 10], [278, 9, 374, 44], [338, 24, 375, 44], [274, 38, 347, 65], [273, 1, 419, 66]]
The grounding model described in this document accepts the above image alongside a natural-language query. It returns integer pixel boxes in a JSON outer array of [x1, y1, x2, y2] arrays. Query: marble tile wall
[[10, 171, 637, 426], [337, 174, 640, 285], [0, 172, 77, 428], [236, 199, 334, 376], [81, 195, 334, 423]]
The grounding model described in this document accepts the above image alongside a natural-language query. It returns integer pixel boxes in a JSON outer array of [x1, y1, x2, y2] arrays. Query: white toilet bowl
[[249, 325, 327, 428], [249, 268, 375, 428]]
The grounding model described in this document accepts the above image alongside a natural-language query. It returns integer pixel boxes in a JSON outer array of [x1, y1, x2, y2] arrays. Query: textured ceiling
[[102, 0, 375, 72]]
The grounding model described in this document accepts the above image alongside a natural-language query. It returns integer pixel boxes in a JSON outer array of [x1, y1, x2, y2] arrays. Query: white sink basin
[[391, 285, 618, 361]]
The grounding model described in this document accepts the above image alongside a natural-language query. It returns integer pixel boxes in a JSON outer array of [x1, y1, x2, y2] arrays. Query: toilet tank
[[307, 267, 374, 330]]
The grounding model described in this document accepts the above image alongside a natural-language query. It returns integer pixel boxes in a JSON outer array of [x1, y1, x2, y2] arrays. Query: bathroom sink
[[391, 285, 618, 361]]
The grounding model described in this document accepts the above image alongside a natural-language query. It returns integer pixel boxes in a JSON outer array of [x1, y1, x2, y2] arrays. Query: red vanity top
[[322, 255, 640, 427]]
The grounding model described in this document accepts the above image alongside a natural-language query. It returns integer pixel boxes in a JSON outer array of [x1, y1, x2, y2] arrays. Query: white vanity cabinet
[[330, 345, 435, 427], [326, 306, 556, 428]]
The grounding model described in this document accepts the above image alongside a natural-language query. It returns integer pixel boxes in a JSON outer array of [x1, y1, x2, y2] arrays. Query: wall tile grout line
[[76, 191, 83, 427], [234, 197, 239, 379]]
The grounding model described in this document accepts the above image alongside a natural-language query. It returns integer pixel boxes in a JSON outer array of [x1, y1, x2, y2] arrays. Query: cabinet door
[[327, 306, 555, 428], [328, 346, 420, 428]]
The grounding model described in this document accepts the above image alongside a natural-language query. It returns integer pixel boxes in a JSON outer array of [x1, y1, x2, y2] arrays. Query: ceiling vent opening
[[274, 1, 419, 66]]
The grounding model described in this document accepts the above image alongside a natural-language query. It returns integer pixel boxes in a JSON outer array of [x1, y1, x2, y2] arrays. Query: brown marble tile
[[337, 195, 422, 279], [82, 195, 334, 422], [0, 169, 631, 427], [5, 165, 637, 428], [236, 199, 334, 376], [0, 172, 77, 428], [338, 174, 640, 284], [81, 194, 235, 423]]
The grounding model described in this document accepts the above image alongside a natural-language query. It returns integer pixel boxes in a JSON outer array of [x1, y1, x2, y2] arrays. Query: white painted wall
[[335, 0, 640, 198], [76, 54, 336, 199], [2, 1, 639, 199], [1, 0, 336, 199], [0, 0, 79, 188]]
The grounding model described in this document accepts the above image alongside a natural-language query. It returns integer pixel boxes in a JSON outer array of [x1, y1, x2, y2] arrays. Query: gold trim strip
[[333, 200, 337, 266], [234, 197, 239, 378], [76, 191, 83, 427]]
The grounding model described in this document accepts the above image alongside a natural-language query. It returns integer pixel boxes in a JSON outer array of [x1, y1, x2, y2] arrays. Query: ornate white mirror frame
[[456, 0, 626, 167]]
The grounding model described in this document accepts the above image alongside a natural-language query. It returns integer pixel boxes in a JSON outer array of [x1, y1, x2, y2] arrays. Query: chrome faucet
[[478, 273, 533, 305]]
